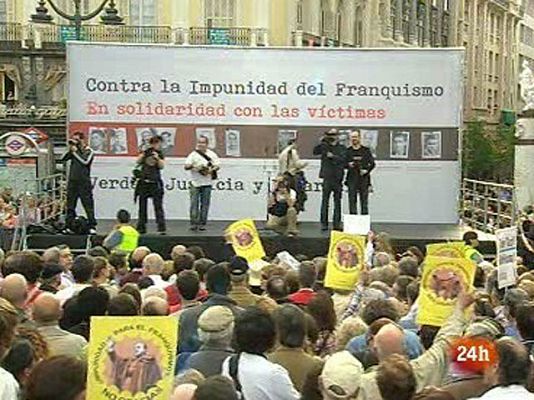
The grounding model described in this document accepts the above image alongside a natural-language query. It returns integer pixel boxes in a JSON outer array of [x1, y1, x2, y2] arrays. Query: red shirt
[[288, 288, 316, 306], [164, 285, 208, 309]]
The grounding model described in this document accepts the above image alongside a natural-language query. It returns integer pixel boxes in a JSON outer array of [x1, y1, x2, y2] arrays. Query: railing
[[0, 22, 23, 41], [189, 27, 254, 46], [0, 106, 67, 120], [13, 174, 66, 251], [460, 178, 517, 234], [83, 25, 172, 43]]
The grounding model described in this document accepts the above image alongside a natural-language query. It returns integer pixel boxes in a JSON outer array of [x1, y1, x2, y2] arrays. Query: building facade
[[0, 0, 525, 129]]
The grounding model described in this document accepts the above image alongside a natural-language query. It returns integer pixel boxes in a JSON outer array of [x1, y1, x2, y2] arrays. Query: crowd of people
[[0, 217, 534, 399]]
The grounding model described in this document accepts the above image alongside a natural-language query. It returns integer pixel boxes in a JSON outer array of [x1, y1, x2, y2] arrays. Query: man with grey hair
[[185, 305, 235, 377], [142, 253, 167, 289]]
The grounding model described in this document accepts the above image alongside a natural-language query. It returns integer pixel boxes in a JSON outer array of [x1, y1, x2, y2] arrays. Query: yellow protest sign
[[426, 242, 467, 259], [324, 231, 365, 291], [417, 256, 476, 326], [226, 219, 265, 262], [87, 316, 178, 400]]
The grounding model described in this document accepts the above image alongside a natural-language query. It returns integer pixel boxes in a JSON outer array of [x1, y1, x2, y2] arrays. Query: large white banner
[[90, 158, 459, 223], [67, 44, 463, 224], [68, 44, 464, 128]]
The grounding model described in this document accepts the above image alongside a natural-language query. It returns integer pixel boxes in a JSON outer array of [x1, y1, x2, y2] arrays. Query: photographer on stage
[[266, 176, 299, 237], [313, 128, 346, 231], [134, 135, 166, 235], [61, 131, 96, 234], [345, 130, 375, 215], [185, 135, 220, 231]]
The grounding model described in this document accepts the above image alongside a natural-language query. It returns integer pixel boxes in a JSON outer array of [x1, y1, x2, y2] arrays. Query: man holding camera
[[313, 128, 347, 231], [134, 136, 166, 234], [61, 131, 96, 234], [345, 130, 375, 215], [185, 135, 220, 231]]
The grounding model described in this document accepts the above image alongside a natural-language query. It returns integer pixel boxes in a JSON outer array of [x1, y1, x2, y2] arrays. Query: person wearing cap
[[134, 135, 166, 235], [185, 305, 235, 377], [313, 128, 347, 231], [227, 256, 263, 308], [320, 350, 364, 399], [39, 263, 63, 294]]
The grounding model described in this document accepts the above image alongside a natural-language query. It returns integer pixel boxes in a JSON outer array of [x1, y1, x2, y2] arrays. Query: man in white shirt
[[184, 135, 220, 231], [222, 307, 299, 400], [467, 337, 534, 400]]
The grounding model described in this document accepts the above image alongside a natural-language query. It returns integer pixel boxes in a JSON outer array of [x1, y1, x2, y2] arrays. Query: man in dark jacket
[[345, 130, 375, 215], [61, 131, 96, 234], [313, 129, 346, 231], [177, 264, 242, 369]]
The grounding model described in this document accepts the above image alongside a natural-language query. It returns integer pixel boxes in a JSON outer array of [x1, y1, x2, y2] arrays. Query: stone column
[[395, 0, 403, 41], [409, 0, 417, 44], [515, 114, 534, 210], [424, 0, 431, 47], [382, 0, 393, 40], [436, 0, 443, 46]]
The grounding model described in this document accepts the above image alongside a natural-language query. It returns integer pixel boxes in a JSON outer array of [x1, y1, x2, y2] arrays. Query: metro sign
[[5, 135, 28, 156], [24, 127, 48, 144]]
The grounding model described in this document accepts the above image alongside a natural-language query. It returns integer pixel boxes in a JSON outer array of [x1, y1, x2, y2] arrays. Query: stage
[[24, 220, 496, 260]]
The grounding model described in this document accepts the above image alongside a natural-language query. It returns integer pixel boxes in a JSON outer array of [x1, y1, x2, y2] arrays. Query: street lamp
[[31, 0, 124, 40]]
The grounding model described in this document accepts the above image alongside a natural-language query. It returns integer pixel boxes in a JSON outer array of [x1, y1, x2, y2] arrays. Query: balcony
[[292, 31, 356, 47], [29, 24, 173, 49], [177, 27, 268, 46], [0, 23, 24, 50]]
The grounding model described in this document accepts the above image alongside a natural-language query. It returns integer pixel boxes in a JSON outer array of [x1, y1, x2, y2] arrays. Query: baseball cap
[[321, 351, 364, 399], [41, 263, 63, 281], [325, 128, 339, 136], [228, 256, 249, 278], [198, 306, 234, 333]]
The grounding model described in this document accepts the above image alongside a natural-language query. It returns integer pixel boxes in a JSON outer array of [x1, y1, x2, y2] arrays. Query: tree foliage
[[462, 121, 516, 182]]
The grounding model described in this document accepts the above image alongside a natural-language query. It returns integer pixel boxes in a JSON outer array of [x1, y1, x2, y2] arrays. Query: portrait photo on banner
[[155, 128, 176, 155], [136, 127, 159, 151], [108, 128, 128, 155], [390, 130, 410, 159], [338, 129, 351, 148], [422, 131, 442, 159], [225, 129, 241, 157], [195, 127, 217, 149], [277, 129, 297, 154], [88, 127, 107, 154], [361, 129, 379, 157]]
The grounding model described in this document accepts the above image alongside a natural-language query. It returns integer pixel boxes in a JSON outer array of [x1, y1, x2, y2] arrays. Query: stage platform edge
[[24, 220, 496, 261]]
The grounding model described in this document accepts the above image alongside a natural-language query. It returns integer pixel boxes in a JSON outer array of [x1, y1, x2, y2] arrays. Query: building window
[[0, 0, 6, 22], [130, 0, 156, 26], [205, 0, 235, 28]]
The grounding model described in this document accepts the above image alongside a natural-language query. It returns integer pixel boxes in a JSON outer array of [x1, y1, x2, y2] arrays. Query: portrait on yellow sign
[[226, 219, 266, 262], [87, 316, 178, 400], [417, 256, 475, 326], [324, 231, 365, 291]]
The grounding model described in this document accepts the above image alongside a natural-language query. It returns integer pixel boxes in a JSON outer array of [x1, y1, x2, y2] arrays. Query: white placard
[[496, 227, 518, 289], [277, 251, 300, 270], [343, 214, 371, 235], [68, 44, 464, 128]]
